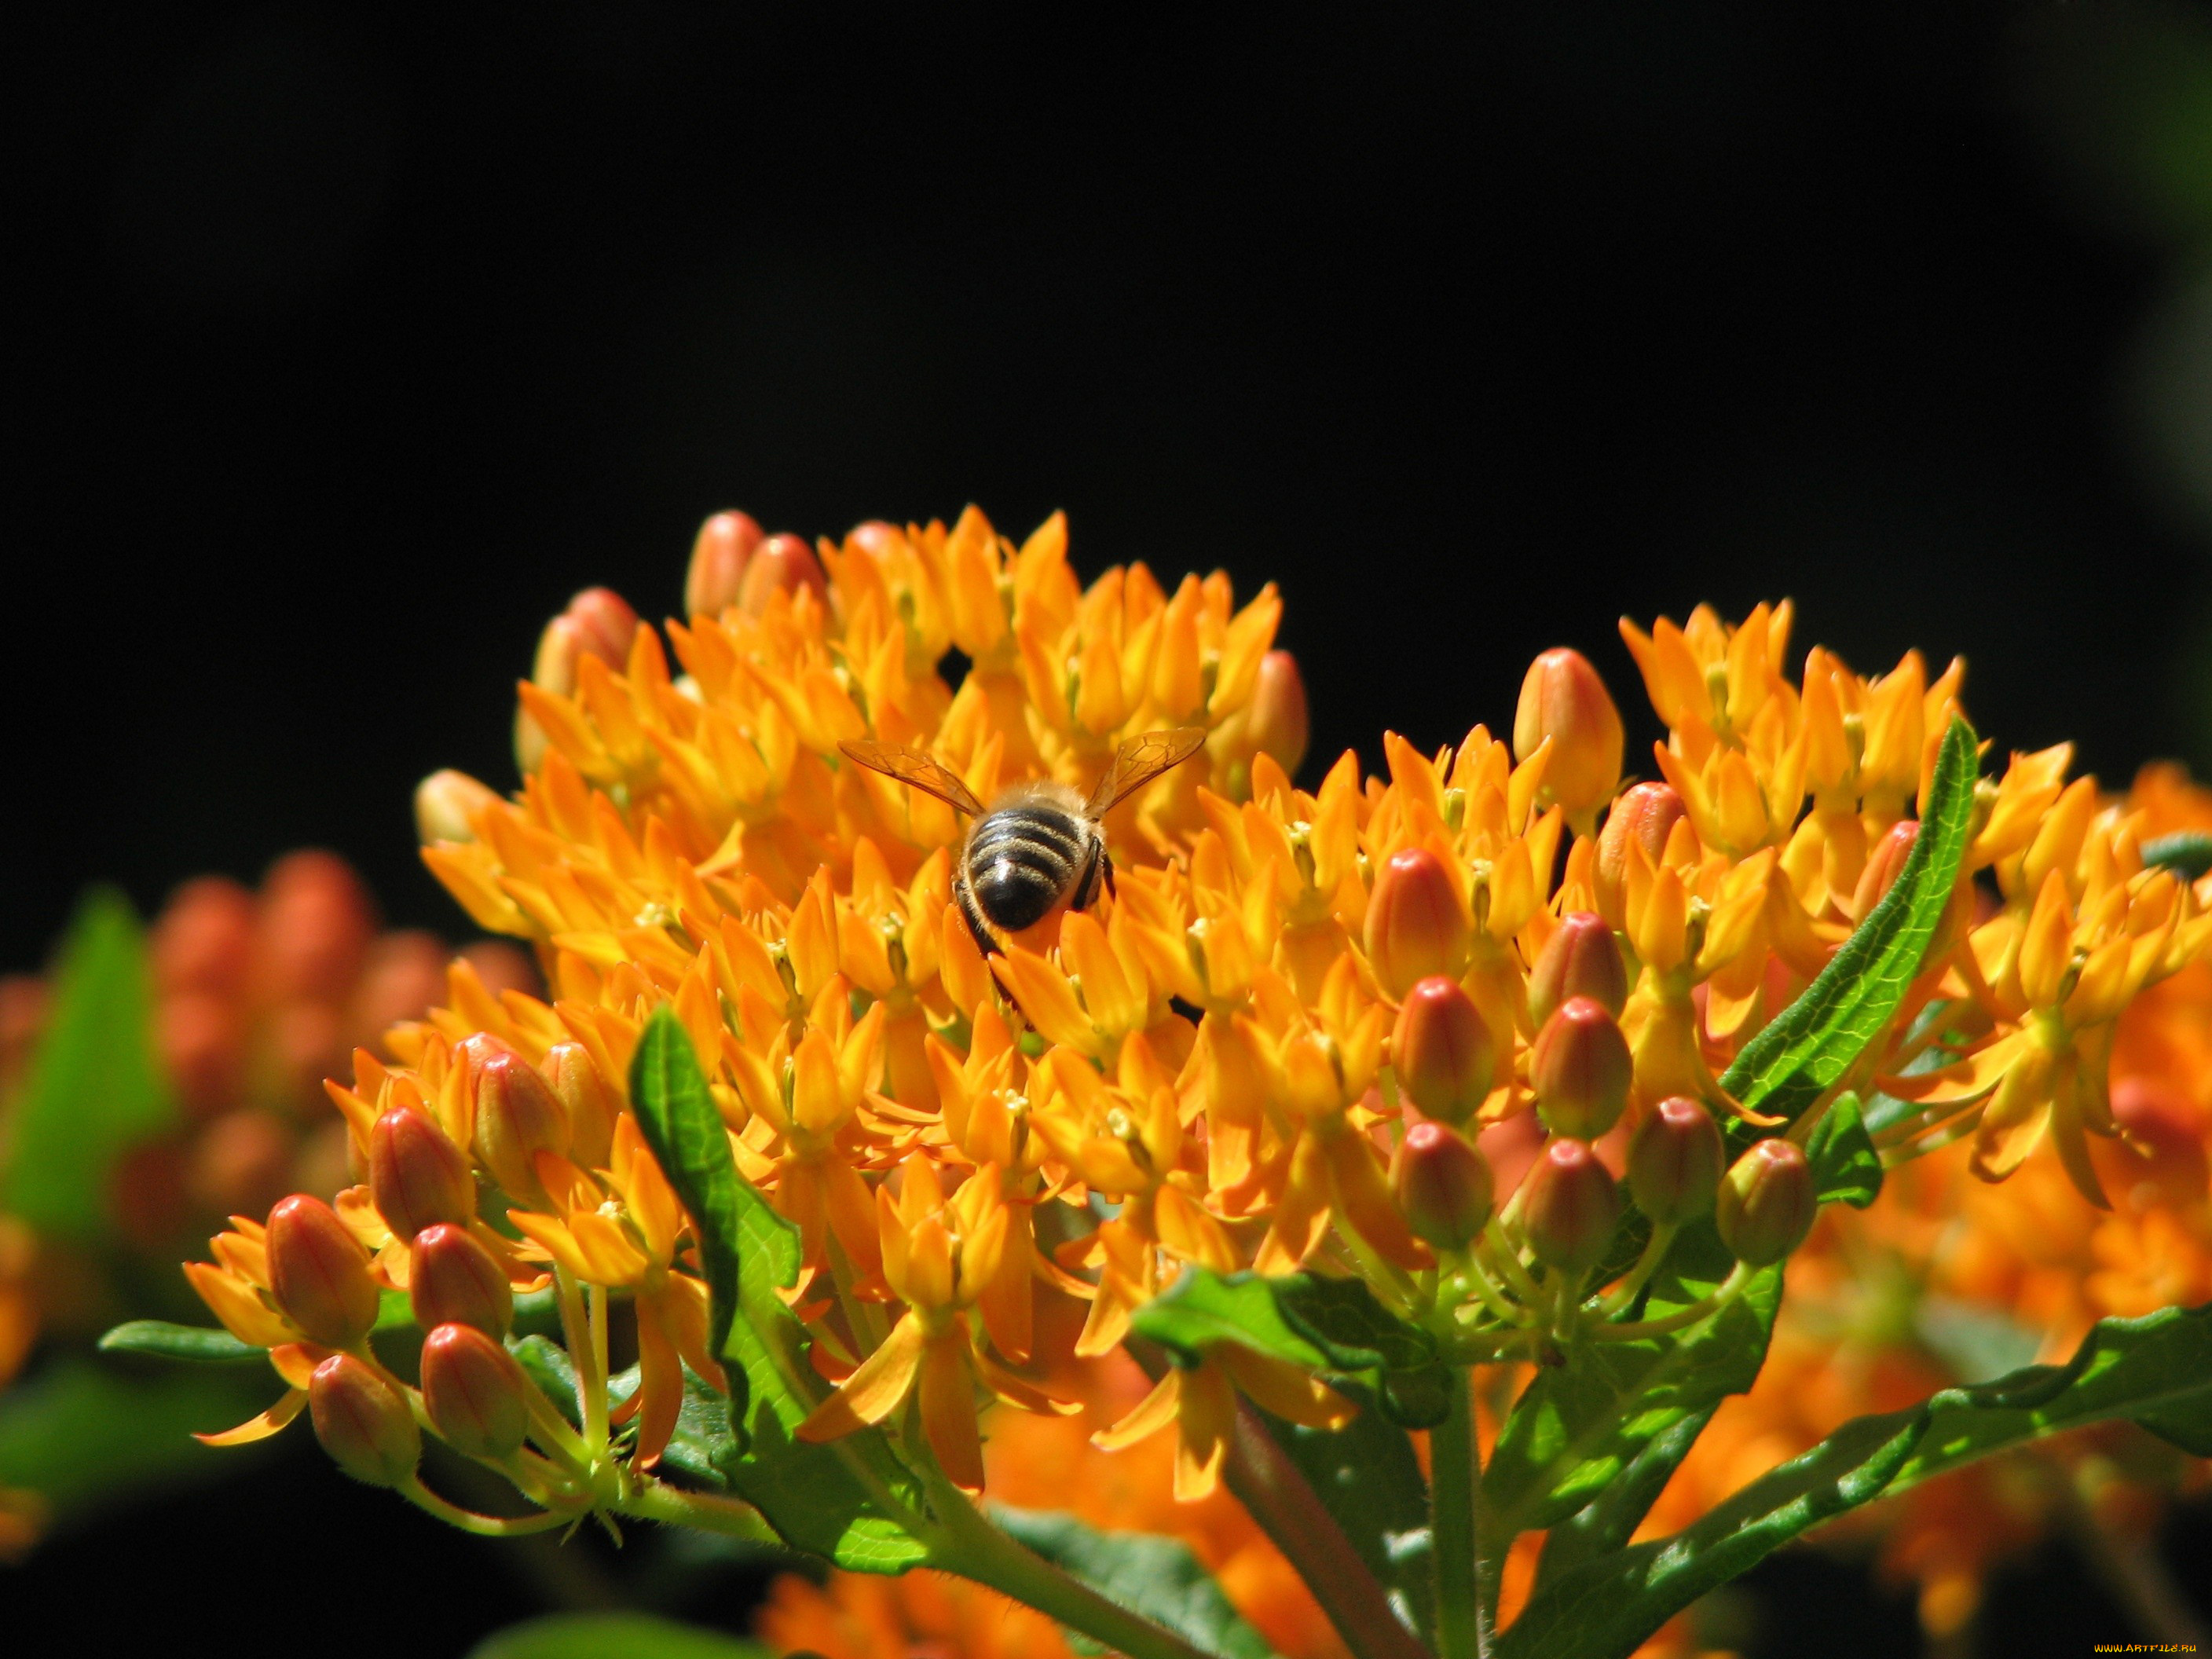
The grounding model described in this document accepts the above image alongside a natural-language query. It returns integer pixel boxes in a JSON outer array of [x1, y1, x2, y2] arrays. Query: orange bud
[[1392, 976, 1495, 1126], [1514, 647, 1624, 819], [409, 1223, 512, 1335], [738, 533, 828, 616], [1247, 650, 1310, 778], [1522, 1137, 1621, 1274], [1851, 819, 1918, 918], [1391, 1121, 1495, 1250], [369, 1108, 475, 1240], [543, 1042, 617, 1172], [1627, 1096, 1723, 1225], [1364, 848, 1471, 998], [258, 851, 374, 1006], [265, 1193, 380, 1350], [518, 589, 640, 771], [414, 769, 500, 845], [685, 509, 765, 617], [1527, 911, 1628, 1028], [151, 876, 255, 998], [1530, 998, 1632, 1141], [309, 1353, 420, 1486], [1595, 782, 1694, 928], [560, 587, 641, 669], [1716, 1138, 1815, 1266], [421, 1323, 533, 1461], [462, 1036, 569, 1203]]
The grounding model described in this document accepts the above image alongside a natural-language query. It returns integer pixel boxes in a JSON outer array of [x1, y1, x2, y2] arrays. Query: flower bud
[[1595, 782, 1694, 928], [1522, 1137, 1622, 1275], [414, 769, 500, 845], [542, 1041, 618, 1171], [1627, 1096, 1723, 1225], [1391, 1121, 1495, 1250], [560, 587, 641, 670], [265, 1192, 380, 1350], [1851, 819, 1918, 919], [738, 533, 829, 616], [1514, 647, 1625, 819], [1527, 911, 1628, 1028], [258, 851, 374, 1006], [409, 1223, 513, 1335], [1716, 1138, 1816, 1266], [1247, 650, 1310, 778], [369, 1108, 476, 1240], [685, 509, 765, 617], [309, 1353, 420, 1487], [1392, 976, 1496, 1126], [1530, 997, 1632, 1141], [151, 876, 255, 998], [517, 589, 641, 772], [420, 1324, 533, 1461], [1364, 848, 1471, 998], [463, 1036, 569, 1203]]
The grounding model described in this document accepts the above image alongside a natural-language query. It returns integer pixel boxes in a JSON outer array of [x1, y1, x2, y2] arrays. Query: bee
[[838, 728, 1207, 954]]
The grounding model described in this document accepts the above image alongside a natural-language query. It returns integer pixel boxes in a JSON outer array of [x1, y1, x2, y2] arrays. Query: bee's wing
[[838, 740, 988, 818], [1086, 727, 1208, 815]]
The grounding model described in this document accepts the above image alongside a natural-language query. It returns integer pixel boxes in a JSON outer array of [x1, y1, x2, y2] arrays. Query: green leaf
[[1130, 1269, 1448, 1427], [97, 1321, 259, 1364], [467, 1613, 769, 1659], [0, 1357, 274, 1521], [1502, 1301, 2212, 1659], [2142, 829, 2212, 883], [991, 1506, 1281, 1659], [1500, 1405, 1927, 1659], [1532, 1407, 1716, 1594], [626, 1009, 931, 1571], [510, 1335, 582, 1428], [1718, 716, 1979, 1127], [0, 889, 175, 1238], [1486, 1224, 1782, 1540], [1803, 1093, 1883, 1209], [1257, 1406, 1435, 1644]]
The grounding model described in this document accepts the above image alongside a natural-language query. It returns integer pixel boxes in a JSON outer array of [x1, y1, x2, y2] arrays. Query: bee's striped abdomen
[[966, 805, 1091, 933]]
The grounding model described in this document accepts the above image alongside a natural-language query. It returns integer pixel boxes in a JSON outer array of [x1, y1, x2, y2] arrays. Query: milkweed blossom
[[158, 504, 2212, 1657]]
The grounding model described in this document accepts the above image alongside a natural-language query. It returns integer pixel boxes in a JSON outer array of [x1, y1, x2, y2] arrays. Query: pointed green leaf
[[0, 1357, 274, 1519], [1803, 1093, 1883, 1209], [1130, 1270, 1331, 1370], [467, 1613, 770, 1659], [1718, 716, 1978, 1126], [991, 1506, 1281, 1659], [1531, 1407, 1716, 1594], [97, 1321, 260, 1364], [1271, 1274, 1438, 1372], [0, 889, 175, 1237], [626, 1009, 930, 1571]]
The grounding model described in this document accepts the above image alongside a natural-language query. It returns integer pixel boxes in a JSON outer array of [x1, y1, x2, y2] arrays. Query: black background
[[8, 5, 2212, 1655]]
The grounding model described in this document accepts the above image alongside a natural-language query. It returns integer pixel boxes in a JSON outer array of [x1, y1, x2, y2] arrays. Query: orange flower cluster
[[170, 509, 2210, 1635]]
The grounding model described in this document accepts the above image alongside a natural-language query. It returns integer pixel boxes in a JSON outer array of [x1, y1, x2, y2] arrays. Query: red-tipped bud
[[265, 1193, 380, 1350], [1716, 1138, 1816, 1266], [258, 851, 374, 1006], [1595, 782, 1695, 928], [518, 589, 641, 771], [409, 1223, 512, 1336], [462, 1037, 569, 1203], [1522, 1137, 1622, 1274], [1851, 819, 1919, 919], [421, 1323, 533, 1461], [1627, 1096, 1723, 1225], [738, 533, 828, 616], [1248, 650, 1310, 778], [542, 1042, 617, 1172], [1528, 912, 1628, 1028], [561, 587, 641, 669], [309, 1353, 420, 1486], [686, 509, 766, 617], [414, 769, 500, 845], [1514, 648, 1625, 819], [1393, 976, 1496, 1126], [151, 876, 256, 998], [1392, 1121, 1495, 1251], [369, 1108, 475, 1240], [1530, 997, 1632, 1141], [1364, 848, 1472, 998]]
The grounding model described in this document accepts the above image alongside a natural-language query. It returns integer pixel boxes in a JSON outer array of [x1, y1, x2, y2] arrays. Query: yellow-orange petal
[[195, 1386, 307, 1446], [917, 1333, 986, 1493], [797, 1311, 927, 1441]]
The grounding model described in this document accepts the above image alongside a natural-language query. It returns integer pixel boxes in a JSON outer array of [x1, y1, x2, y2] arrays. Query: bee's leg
[[1100, 848, 1117, 899], [958, 884, 1000, 961]]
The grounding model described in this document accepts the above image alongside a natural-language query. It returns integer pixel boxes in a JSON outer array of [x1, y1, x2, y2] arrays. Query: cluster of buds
[[173, 511, 2210, 1549]]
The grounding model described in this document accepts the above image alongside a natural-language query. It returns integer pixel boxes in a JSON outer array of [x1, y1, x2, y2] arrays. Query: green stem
[[1584, 1263, 1750, 1341], [399, 1475, 573, 1536], [618, 1478, 782, 1544], [1594, 1221, 1678, 1317], [928, 1474, 1218, 1659], [1433, 1365, 1490, 1659]]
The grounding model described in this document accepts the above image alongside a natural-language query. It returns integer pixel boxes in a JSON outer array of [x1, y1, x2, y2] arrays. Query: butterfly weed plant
[[99, 508, 2212, 1659]]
